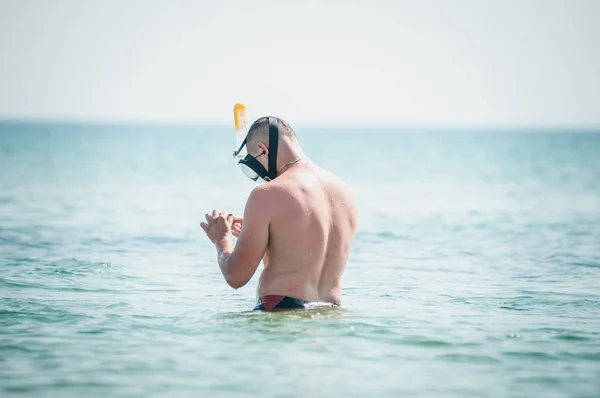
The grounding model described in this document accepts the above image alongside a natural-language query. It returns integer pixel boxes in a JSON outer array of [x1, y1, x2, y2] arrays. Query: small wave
[[499, 304, 530, 311], [133, 235, 190, 244], [554, 334, 590, 341], [514, 376, 562, 386], [401, 338, 453, 347], [565, 352, 600, 361], [0, 344, 37, 353], [503, 351, 558, 360], [0, 197, 16, 205], [436, 353, 501, 363], [570, 261, 600, 268]]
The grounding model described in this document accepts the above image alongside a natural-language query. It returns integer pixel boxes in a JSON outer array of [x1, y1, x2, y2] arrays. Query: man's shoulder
[[247, 182, 290, 203], [244, 183, 292, 220]]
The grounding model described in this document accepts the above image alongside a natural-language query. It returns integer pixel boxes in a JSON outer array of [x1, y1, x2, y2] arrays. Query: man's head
[[245, 116, 298, 158], [236, 116, 301, 182]]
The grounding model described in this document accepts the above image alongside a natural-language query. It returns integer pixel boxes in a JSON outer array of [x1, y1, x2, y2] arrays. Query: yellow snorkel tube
[[233, 103, 248, 160]]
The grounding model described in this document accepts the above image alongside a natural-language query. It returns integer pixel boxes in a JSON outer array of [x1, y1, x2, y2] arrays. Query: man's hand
[[229, 216, 243, 238], [199, 188, 269, 290], [200, 209, 233, 244]]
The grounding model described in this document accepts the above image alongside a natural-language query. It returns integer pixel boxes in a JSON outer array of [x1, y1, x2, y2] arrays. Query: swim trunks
[[253, 295, 340, 311]]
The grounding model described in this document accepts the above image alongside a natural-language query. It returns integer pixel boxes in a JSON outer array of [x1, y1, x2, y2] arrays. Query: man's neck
[[276, 147, 304, 174]]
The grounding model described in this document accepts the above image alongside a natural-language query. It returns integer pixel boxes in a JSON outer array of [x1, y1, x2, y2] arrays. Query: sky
[[0, 0, 599, 127]]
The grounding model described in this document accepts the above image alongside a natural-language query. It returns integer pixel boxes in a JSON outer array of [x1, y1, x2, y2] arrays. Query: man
[[200, 117, 357, 310]]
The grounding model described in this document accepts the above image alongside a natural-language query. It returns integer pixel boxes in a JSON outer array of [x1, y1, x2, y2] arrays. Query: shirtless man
[[200, 117, 357, 310]]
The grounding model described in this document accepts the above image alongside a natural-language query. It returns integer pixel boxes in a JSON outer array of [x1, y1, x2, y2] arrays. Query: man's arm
[[215, 187, 271, 289]]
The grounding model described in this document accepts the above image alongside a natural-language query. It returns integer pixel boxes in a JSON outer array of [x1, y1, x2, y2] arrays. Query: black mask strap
[[233, 135, 247, 158], [267, 117, 279, 180]]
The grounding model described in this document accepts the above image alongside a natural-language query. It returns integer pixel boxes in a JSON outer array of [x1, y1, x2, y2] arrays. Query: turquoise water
[[1, 122, 599, 397]]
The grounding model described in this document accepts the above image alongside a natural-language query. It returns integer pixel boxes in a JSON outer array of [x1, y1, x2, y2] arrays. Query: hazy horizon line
[[1, 117, 599, 133]]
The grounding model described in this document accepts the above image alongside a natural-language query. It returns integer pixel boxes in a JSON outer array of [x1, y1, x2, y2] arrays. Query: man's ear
[[258, 142, 269, 157]]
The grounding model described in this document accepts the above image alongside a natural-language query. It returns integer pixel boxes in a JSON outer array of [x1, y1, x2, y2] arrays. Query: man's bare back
[[256, 160, 356, 303], [201, 117, 357, 309]]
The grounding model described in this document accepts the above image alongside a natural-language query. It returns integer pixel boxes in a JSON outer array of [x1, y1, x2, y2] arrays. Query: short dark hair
[[246, 117, 297, 154]]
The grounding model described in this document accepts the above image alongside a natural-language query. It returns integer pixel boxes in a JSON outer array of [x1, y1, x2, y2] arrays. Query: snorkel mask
[[233, 117, 279, 182]]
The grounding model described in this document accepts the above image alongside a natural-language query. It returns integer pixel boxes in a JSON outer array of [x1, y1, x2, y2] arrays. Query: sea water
[[1, 122, 599, 397]]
